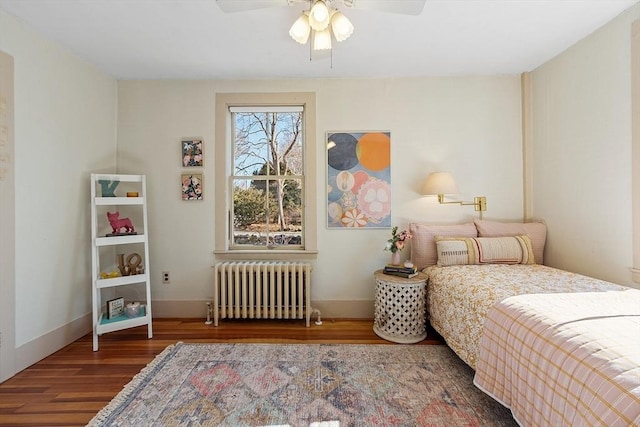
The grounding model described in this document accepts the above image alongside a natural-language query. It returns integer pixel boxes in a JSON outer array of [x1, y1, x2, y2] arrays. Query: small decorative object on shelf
[[106, 297, 125, 319], [99, 270, 121, 279], [125, 301, 141, 318], [106, 211, 136, 236], [98, 179, 119, 197], [384, 225, 413, 265], [117, 252, 143, 276], [126, 191, 139, 197]]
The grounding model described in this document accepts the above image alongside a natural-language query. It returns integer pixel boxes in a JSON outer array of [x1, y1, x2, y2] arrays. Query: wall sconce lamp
[[422, 172, 487, 218]]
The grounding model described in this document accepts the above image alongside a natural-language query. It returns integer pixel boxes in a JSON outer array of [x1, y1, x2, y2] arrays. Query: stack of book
[[383, 264, 418, 278]]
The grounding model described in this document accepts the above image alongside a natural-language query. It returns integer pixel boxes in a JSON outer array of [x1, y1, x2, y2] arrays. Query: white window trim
[[214, 92, 318, 260], [632, 19, 640, 283]]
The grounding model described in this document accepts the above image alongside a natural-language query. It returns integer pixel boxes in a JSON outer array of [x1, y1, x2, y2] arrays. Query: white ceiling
[[0, 0, 638, 80]]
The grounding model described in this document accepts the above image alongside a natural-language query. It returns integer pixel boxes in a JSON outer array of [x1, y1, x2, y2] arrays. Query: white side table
[[373, 269, 428, 344]]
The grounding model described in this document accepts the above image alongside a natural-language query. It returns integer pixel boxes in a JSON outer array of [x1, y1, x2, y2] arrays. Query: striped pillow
[[473, 219, 546, 264], [409, 222, 478, 269], [435, 235, 536, 266]]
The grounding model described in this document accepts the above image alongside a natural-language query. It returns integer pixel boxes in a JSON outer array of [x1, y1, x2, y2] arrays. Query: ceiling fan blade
[[216, 0, 426, 15], [342, 0, 426, 15], [216, 0, 301, 13]]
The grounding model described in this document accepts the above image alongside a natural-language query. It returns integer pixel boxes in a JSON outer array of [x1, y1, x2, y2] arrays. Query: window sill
[[213, 249, 318, 262]]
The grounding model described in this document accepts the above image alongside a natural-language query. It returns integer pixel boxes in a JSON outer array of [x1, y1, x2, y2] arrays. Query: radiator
[[213, 261, 314, 327]]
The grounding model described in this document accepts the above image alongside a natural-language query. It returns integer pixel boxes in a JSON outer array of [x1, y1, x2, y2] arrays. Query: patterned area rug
[[89, 342, 516, 426]]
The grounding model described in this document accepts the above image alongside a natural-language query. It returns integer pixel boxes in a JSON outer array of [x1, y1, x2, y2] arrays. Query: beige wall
[[529, 3, 640, 287], [3, 1, 637, 377], [0, 50, 16, 382], [117, 76, 524, 317], [0, 10, 118, 372]]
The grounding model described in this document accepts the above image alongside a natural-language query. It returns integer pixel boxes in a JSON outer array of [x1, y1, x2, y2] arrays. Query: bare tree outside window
[[232, 110, 304, 248]]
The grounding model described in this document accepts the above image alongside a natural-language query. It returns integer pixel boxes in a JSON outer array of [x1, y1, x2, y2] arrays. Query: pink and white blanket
[[474, 289, 640, 427]]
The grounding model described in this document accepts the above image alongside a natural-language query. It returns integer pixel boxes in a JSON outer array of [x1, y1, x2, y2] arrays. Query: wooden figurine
[[117, 252, 143, 276]]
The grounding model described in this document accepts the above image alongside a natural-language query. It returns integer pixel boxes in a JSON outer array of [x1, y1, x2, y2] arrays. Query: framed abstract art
[[181, 173, 203, 200], [326, 131, 391, 228], [181, 139, 203, 167]]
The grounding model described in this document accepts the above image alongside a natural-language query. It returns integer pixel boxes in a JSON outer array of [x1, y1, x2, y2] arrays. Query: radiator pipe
[[205, 302, 213, 325], [312, 308, 323, 325]]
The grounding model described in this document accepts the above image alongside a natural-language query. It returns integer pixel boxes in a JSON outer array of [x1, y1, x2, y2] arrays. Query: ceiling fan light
[[309, 0, 330, 31], [289, 13, 311, 44], [330, 11, 354, 42], [313, 28, 332, 50]]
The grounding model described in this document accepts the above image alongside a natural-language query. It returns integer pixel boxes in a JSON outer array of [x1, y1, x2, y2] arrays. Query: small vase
[[391, 251, 401, 266]]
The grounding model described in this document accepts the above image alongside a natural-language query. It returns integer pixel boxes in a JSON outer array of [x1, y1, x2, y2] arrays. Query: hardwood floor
[[0, 318, 443, 426]]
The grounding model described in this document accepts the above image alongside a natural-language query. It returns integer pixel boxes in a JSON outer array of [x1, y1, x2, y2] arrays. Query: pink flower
[[385, 226, 413, 253]]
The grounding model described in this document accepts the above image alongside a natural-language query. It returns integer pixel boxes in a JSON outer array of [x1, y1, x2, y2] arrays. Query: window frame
[[214, 92, 318, 260], [632, 19, 639, 283]]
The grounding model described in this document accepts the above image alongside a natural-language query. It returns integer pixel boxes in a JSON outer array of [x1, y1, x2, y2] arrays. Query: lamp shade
[[422, 172, 460, 196], [330, 11, 354, 42], [313, 28, 332, 50], [289, 13, 311, 44], [309, 0, 330, 31]]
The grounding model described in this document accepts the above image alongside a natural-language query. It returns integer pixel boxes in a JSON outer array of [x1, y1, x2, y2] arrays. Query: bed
[[410, 220, 640, 427]]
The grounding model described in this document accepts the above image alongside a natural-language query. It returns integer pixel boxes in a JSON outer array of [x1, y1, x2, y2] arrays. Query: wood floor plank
[[53, 391, 117, 401], [0, 393, 57, 403], [0, 318, 443, 426], [0, 413, 92, 426], [14, 402, 106, 413]]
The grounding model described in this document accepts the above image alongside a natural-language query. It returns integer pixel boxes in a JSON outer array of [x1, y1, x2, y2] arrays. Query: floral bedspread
[[424, 264, 628, 369]]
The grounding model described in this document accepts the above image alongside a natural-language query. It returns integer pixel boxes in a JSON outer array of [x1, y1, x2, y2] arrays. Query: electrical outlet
[[162, 271, 170, 284]]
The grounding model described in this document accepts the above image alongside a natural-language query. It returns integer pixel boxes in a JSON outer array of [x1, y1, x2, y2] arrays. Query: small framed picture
[[181, 139, 203, 167], [181, 173, 203, 200], [106, 297, 125, 319]]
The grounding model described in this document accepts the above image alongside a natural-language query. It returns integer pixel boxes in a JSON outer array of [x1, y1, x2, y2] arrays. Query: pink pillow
[[473, 219, 547, 264], [409, 223, 478, 269]]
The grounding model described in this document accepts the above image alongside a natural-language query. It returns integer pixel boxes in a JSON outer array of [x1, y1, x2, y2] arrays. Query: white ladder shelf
[[90, 173, 152, 351]]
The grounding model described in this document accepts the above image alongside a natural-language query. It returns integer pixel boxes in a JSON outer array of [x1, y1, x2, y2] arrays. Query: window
[[230, 106, 304, 248], [215, 93, 317, 258]]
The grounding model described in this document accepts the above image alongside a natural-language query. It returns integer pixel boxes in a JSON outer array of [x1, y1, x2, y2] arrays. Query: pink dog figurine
[[107, 212, 135, 234]]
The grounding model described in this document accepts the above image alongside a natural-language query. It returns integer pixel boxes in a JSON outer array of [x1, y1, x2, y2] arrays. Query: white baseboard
[[9, 299, 373, 378], [14, 313, 92, 375], [310, 300, 374, 319]]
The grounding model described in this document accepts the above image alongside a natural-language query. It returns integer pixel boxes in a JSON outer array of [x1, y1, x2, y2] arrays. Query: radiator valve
[[205, 302, 213, 325], [313, 308, 323, 325]]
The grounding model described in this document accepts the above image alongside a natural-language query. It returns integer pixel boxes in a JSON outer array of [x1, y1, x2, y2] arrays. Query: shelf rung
[[92, 173, 144, 183], [96, 273, 148, 289], [95, 197, 143, 205], [95, 234, 145, 246]]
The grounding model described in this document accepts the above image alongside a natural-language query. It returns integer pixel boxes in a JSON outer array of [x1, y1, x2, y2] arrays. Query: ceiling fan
[[215, 0, 427, 16], [216, 0, 426, 53]]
